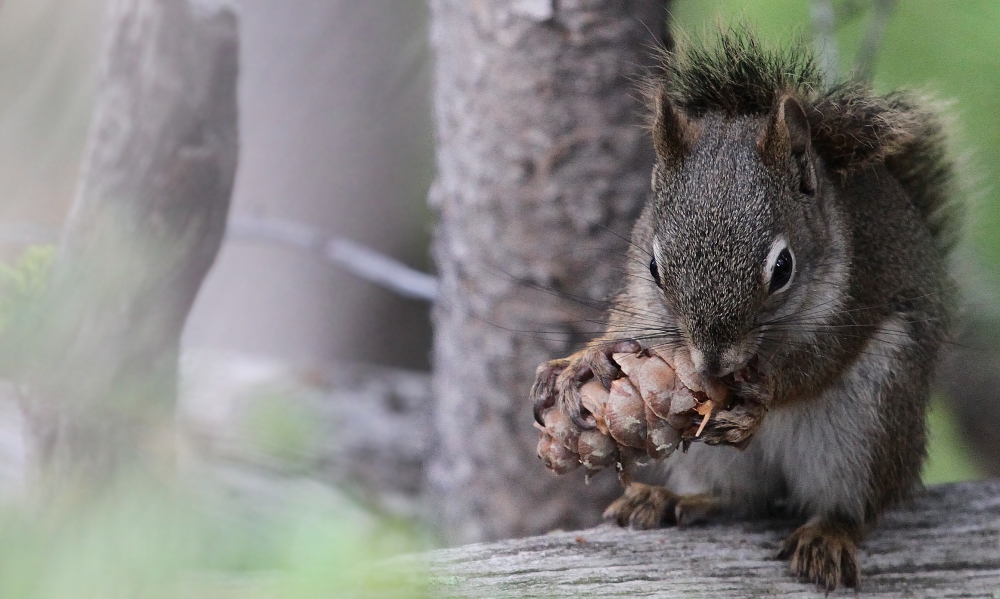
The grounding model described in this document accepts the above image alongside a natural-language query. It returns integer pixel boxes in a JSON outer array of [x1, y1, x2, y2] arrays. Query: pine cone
[[535, 347, 745, 479]]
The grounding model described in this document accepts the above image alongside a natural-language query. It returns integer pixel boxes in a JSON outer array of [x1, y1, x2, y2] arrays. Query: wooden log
[[422, 481, 1000, 598], [3, 0, 238, 486]]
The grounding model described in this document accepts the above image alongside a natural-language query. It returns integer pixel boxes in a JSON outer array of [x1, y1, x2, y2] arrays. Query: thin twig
[[324, 237, 437, 302], [855, 0, 898, 83], [810, 0, 839, 85], [227, 216, 438, 301], [0, 217, 439, 302]]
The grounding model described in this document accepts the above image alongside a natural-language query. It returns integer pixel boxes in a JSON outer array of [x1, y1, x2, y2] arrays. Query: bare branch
[[0, 216, 439, 302], [227, 217, 438, 301]]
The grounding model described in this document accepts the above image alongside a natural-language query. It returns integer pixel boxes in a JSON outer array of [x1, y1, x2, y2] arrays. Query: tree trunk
[[429, 0, 668, 544], [5, 0, 239, 489]]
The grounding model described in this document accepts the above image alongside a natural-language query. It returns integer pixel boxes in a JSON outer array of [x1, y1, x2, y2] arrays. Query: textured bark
[[421, 481, 1000, 598], [429, 0, 668, 543], [5, 0, 238, 485]]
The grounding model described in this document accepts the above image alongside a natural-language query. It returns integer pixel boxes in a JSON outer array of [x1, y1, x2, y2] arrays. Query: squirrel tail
[[879, 94, 962, 254]]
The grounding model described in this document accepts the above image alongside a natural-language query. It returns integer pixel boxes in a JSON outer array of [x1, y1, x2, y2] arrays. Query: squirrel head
[[645, 89, 839, 379], [624, 27, 953, 381]]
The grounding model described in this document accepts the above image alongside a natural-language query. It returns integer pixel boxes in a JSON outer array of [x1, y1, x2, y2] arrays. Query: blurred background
[[0, 0, 993, 596]]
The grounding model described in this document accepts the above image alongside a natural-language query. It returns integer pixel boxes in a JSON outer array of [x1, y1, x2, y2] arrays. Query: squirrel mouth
[[720, 355, 763, 397]]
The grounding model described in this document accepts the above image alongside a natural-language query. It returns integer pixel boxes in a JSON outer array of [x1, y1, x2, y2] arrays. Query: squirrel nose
[[689, 347, 722, 377], [690, 346, 745, 378]]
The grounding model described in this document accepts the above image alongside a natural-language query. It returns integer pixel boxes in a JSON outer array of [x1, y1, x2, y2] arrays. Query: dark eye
[[769, 248, 794, 294], [649, 257, 663, 289]]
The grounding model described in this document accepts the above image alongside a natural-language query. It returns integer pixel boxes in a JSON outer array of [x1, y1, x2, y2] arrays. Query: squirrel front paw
[[532, 342, 772, 480], [778, 518, 861, 591], [531, 339, 641, 429], [603, 483, 722, 528], [696, 399, 768, 448], [684, 359, 770, 448]]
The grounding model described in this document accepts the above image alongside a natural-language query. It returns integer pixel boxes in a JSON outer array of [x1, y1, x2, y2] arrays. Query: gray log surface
[[423, 480, 1000, 598], [429, 0, 666, 545]]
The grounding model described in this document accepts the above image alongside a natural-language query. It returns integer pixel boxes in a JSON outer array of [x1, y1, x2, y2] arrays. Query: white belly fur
[[661, 318, 907, 522]]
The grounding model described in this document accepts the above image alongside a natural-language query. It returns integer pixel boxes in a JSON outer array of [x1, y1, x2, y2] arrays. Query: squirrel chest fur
[[531, 31, 957, 591]]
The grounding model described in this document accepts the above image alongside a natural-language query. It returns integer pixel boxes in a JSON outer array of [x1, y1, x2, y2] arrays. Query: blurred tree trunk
[[5, 0, 238, 490], [429, 0, 669, 543]]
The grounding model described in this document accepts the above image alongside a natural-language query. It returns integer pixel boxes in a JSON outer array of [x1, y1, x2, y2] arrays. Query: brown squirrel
[[530, 30, 958, 591]]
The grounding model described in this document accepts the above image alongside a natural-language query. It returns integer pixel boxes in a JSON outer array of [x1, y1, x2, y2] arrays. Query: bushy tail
[[881, 96, 962, 254], [809, 83, 961, 255]]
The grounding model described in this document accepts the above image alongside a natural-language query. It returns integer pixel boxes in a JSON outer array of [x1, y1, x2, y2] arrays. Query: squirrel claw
[[779, 518, 861, 591], [538, 339, 641, 430], [564, 385, 596, 430], [604, 483, 723, 529], [697, 400, 767, 447], [603, 482, 679, 529], [531, 358, 569, 425]]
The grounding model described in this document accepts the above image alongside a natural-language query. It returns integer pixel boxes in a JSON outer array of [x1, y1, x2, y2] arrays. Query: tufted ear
[[651, 82, 700, 168], [758, 94, 817, 195]]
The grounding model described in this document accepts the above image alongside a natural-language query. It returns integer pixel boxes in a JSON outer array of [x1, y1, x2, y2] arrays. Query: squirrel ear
[[759, 94, 817, 195], [652, 83, 699, 167]]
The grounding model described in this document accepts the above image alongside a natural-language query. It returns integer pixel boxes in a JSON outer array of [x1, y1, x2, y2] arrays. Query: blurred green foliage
[[0, 245, 53, 334], [242, 387, 322, 469], [672, 0, 993, 483], [924, 396, 985, 483], [0, 245, 429, 598], [0, 478, 429, 599]]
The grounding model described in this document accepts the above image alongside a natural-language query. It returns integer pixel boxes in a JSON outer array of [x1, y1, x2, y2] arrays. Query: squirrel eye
[[769, 247, 794, 294], [649, 257, 663, 289]]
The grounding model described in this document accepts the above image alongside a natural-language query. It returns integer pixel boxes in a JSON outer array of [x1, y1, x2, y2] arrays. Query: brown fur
[[532, 28, 959, 592]]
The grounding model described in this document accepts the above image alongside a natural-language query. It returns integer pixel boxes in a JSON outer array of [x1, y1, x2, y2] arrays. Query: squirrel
[[530, 29, 958, 591]]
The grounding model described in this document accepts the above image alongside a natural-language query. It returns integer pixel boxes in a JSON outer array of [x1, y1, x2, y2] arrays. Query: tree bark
[[429, 0, 667, 543], [5, 0, 239, 488]]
